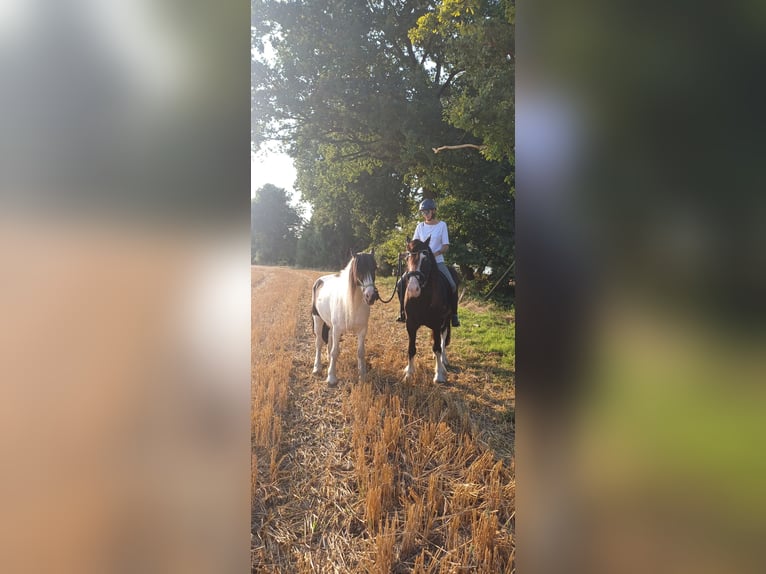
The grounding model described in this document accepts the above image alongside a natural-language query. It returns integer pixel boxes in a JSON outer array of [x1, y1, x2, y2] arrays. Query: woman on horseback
[[397, 198, 460, 327]]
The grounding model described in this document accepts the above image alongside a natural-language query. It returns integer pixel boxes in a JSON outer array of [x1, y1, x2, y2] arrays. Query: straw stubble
[[252, 267, 514, 572]]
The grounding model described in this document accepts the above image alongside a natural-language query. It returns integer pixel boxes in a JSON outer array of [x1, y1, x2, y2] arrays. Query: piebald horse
[[402, 237, 459, 383], [311, 250, 378, 386]]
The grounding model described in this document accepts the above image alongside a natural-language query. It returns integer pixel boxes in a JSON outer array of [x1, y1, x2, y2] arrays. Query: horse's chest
[[406, 290, 448, 326], [342, 307, 370, 332], [317, 290, 369, 332]]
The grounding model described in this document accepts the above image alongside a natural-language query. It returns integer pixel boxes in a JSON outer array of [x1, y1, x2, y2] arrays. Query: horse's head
[[404, 237, 434, 299], [351, 249, 378, 305]]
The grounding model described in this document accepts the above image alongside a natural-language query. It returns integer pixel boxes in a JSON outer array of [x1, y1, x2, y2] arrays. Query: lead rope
[[375, 253, 404, 304]]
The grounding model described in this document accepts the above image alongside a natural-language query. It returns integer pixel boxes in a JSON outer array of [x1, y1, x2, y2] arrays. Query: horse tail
[[322, 324, 330, 344], [311, 278, 323, 335]]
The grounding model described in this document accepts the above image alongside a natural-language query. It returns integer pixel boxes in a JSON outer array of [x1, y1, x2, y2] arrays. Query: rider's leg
[[437, 263, 460, 327]]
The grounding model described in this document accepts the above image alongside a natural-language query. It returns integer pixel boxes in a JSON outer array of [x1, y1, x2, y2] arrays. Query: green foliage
[[410, 0, 515, 164], [377, 212, 421, 275], [251, 184, 303, 265]]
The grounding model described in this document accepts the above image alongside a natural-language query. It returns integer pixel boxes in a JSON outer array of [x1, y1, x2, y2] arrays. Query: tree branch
[[436, 69, 461, 99], [432, 144, 485, 154]]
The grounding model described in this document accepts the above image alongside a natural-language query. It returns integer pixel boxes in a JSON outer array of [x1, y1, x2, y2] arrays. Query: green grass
[[453, 302, 515, 375], [456, 305, 514, 369]]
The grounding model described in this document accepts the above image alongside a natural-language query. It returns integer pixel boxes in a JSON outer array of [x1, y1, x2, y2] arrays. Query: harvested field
[[252, 265, 514, 573]]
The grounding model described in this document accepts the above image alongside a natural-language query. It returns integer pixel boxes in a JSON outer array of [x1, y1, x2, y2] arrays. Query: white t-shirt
[[414, 220, 449, 263]]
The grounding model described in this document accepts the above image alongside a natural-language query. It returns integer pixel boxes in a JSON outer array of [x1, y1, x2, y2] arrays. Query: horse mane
[[423, 241, 438, 273], [344, 256, 359, 309], [339, 253, 371, 326]]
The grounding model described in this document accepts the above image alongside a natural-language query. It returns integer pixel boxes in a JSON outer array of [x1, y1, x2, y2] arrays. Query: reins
[[376, 251, 405, 304], [376, 283, 398, 304]]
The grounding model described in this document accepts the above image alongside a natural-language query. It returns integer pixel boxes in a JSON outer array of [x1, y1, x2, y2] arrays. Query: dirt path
[[252, 266, 514, 573]]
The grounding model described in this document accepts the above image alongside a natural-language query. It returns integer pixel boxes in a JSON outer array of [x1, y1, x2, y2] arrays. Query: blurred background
[[516, 1, 766, 573], [0, 1, 250, 572], [2, 0, 765, 572]]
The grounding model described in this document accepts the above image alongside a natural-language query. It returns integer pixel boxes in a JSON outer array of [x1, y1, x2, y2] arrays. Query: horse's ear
[[349, 248, 355, 259], [370, 247, 375, 257], [424, 236, 431, 247], [406, 236, 410, 244]]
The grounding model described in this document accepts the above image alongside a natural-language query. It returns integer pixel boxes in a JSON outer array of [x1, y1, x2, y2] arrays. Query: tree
[[295, 217, 355, 270], [252, 0, 514, 296], [251, 184, 303, 265]]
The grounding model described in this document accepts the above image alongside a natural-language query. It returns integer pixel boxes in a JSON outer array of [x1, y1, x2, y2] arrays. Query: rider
[[397, 198, 460, 327]]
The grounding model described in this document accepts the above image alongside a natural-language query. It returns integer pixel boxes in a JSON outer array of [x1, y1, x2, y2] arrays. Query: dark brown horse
[[402, 237, 459, 382]]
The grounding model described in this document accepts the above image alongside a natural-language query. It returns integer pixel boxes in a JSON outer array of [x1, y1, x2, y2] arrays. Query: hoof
[[327, 377, 339, 387]]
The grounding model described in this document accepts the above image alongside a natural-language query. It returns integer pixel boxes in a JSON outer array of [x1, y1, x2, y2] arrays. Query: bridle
[[357, 279, 376, 291], [364, 246, 434, 306], [355, 272, 379, 303], [351, 252, 379, 301], [403, 249, 432, 290]]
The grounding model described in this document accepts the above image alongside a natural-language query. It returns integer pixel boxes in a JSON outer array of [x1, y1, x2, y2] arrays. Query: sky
[[251, 149, 310, 217], [250, 150, 296, 198]]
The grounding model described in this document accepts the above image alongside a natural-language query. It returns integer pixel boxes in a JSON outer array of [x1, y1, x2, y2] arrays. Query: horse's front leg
[[440, 323, 450, 368], [312, 316, 324, 376], [403, 324, 417, 381], [326, 327, 342, 386], [356, 327, 368, 381], [431, 328, 447, 383]]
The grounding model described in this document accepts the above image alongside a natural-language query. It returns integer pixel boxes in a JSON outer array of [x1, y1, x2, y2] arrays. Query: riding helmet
[[419, 198, 436, 212]]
